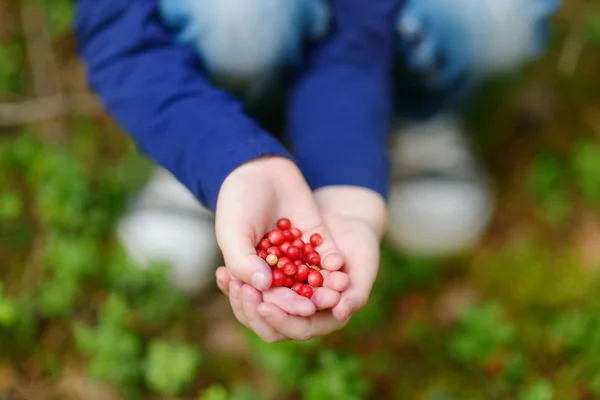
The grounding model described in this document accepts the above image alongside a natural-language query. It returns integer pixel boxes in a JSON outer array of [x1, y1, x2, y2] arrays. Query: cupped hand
[[313, 186, 387, 322], [214, 156, 350, 342]]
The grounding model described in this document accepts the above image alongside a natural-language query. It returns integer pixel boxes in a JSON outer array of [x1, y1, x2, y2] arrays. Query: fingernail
[[252, 272, 268, 290]]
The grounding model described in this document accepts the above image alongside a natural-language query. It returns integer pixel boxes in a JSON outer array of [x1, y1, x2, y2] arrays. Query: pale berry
[[266, 254, 278, 267]]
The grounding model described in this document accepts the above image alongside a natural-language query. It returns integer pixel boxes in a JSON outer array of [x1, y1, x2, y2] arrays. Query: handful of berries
[[256, 218, 325, 299]]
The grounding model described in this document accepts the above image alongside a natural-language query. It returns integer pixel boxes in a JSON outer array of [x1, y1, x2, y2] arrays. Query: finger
[[257, 303, 346, 341], [322, 270, 350, 292], [300, 227, 344, 272], [229, 280, 249, 327], [241, 285, 286, 343], [332, 246, 380, 322], [217, 220, 273, 291], [311, 287, 341, 311], [216, 266, 232, 296], [262, 287, 316, 316]]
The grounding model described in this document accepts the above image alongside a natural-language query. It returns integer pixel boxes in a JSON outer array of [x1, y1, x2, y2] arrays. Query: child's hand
[[313, 186, 387, 322], [214, 156, 350, 342]]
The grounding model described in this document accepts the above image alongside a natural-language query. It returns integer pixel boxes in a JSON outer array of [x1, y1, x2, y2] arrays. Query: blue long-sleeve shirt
[[73, 0, 402, 212]]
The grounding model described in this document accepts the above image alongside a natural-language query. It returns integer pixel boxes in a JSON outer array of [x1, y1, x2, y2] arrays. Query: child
[[73, 0, 559, 343]]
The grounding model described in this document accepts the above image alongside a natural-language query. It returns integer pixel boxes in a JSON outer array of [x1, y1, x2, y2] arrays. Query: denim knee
[[394, 0, 560, 118], [158, 0, 329, 84]]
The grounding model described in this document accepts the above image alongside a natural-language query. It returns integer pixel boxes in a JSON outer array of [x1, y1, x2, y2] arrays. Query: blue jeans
[[159, 0, 559, 120]]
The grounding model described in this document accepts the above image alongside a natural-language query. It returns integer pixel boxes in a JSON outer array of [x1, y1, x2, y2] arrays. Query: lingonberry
[[284, 276, 295, 287], [310, 233, 323, 247], [280, 241, 291, 253], [299, 284, 314, 299], [307, 271, 324, 287], [304, 244, 314, 255], [267, 230, 285, 245], [283, 230, 295, 242], [277, 257, 291, 269], [294, 259, 304, 267], [290, 227, 302, 240], [258, 239, 271, 251], [272, 269, 286, 287], [291, 282, 304, 293], [306, 251, 321, 265], [291, 239, 305, 251], [266, 254, 278, 267], [277, 218, 291, 231], [286, 246, 302, 259], [268, 246, 284, 257], [257, 249, 267, 260], [295, 264, 310, 281], [282, 263, 296, 276]]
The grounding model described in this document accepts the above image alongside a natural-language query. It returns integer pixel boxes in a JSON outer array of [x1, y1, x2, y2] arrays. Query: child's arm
[[73, 0, 290, 212], [287, 0, 403, 204], [286, 0, 403, 321]]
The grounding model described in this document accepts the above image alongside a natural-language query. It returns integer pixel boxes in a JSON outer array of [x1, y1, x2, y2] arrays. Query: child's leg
[[386, 0, 559, 256], [118, 0, 329, 294]]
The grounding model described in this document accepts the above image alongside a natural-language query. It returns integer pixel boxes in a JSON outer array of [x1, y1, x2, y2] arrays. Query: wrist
[[314, 185, 387, 238]]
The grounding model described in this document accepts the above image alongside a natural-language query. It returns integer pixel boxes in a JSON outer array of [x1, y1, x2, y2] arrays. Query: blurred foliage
[[1, 0, 600, 399]]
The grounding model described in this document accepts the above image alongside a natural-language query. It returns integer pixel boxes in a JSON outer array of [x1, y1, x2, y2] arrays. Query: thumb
[[217, 226, 272, 292]]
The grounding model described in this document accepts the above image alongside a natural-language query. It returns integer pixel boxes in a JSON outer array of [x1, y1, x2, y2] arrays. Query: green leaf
[[144, 340, 202, 396]]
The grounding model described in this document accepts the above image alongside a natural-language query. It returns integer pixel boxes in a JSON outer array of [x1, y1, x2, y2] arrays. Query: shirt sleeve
[[287, 0, 404, 201], [73, 0, 292, 212]]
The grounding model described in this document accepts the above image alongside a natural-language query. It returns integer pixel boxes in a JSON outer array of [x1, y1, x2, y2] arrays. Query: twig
[[0, 93, 103, 127]]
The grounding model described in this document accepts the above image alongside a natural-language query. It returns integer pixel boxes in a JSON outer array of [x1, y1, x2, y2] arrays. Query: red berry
[[304, 244, 314, 255], [291, 239, 305, 251], [307, 271, 324, 287], [306, 251, 321, 265], [295, 264, 310, 281], [277, 257, 291, 269], [282, 263, 296, 276], [258, 239, 271, 251], [277, 218, 291, 231], [299, 284, 313, 298], [266, 254, 278, 267], [283, 230, 295, 242], [280, 241, 291, 253], [284, 276, 295, 287], [267, 246, 283, 258], [272, 269, 286, 287], [310, 233, 323, 247], [294, 259, 304, 267], [286, 246, 302, 259], [267, 230, 285, 245], [291, 282, 304, 293], [290, 227, 302, 239], [257, 249, 267, 260]]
